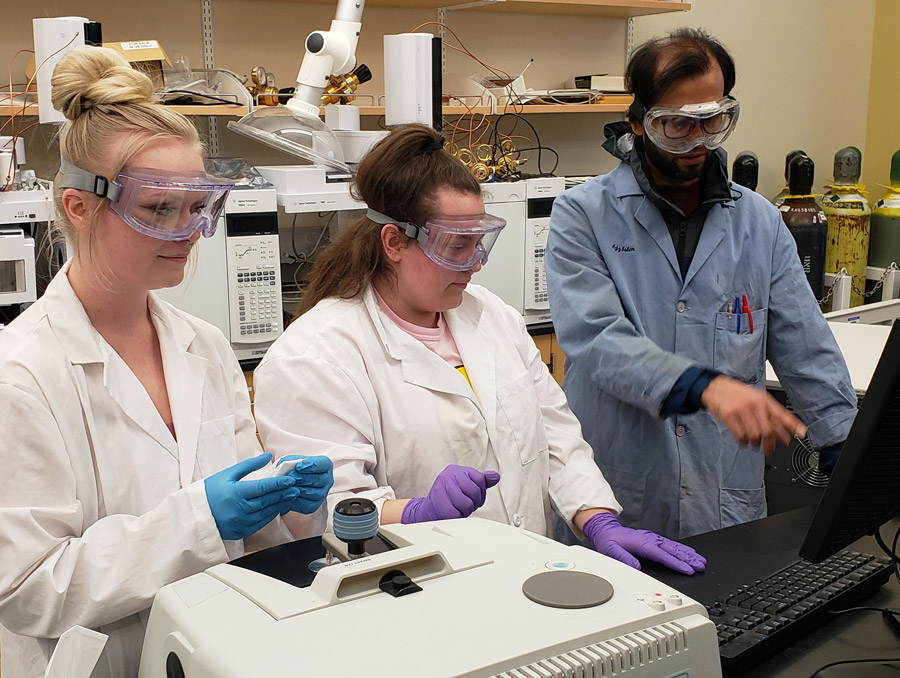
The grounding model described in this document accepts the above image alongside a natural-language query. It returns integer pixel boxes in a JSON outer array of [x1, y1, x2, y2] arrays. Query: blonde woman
[[0, 47, 331, 678]]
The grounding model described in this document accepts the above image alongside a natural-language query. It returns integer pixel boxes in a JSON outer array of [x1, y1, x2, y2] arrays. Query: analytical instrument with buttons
[[139, 517, 722, 677], [524, 177, 562, 310], [157, 186, 283, 363], [475, 177, 565, 325]]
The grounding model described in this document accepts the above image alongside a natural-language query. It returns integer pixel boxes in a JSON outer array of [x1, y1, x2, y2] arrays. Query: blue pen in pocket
[[735, 296, 741, 334]]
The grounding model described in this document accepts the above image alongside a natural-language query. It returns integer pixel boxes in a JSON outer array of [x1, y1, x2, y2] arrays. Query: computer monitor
[[799, 320, 900, 563]]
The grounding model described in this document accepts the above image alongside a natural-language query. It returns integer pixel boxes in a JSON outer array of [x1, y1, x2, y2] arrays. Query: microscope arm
[[288, 0, 366, 119]]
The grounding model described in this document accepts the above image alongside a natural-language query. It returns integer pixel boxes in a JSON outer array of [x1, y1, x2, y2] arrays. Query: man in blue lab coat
[[545, 28, 857, 539]]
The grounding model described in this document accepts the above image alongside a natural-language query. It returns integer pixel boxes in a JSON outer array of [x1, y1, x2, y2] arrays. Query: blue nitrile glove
[[275, 454, 334, 514], [583, 512, 707, 576], [205, 453, 300, 540], [401, 465, 501, 524]]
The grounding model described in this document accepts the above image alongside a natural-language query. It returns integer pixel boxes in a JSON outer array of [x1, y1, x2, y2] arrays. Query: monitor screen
[[799, 320, 900, 562]]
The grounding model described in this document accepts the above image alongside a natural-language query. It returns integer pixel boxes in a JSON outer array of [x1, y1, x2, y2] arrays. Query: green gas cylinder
[[868, 150, 900, 271], [822, 147, 871, 307]]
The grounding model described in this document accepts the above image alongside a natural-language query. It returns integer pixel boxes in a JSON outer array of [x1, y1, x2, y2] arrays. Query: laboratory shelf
[[253, 0, 690, 18], [2, 101, 251, 117], [4, 101, 632, 118], [340, 98, 633, 116]]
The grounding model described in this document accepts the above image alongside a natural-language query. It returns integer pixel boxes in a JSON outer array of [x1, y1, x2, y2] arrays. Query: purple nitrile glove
[[401, 465, 502, 524], [583, 512, 707, 576]]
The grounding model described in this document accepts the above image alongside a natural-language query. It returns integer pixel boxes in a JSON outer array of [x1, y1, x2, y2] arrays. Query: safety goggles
[[367, 209, 507, 271], [642, 96, 740, 155], [60, 158, 234, 241]]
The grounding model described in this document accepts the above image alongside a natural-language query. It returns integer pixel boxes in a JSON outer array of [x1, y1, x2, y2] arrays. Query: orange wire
[[3, 36, 79, 178], [408, 21, 533, 177]]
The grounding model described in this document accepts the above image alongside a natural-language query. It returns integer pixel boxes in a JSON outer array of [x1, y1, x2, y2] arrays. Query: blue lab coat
[[545, 131, 857, 539]]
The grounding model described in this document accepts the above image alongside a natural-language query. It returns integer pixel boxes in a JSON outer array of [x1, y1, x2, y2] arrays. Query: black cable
[[290, 213, 300, 262], [162, 90, 238, 106], [810, 657, 900, 677], [827, 606, 900, 616], [895, 523, 900, 586], [874, 523, 900, 567], [510, 146, 560, 176], [489, 113, 557, 176]]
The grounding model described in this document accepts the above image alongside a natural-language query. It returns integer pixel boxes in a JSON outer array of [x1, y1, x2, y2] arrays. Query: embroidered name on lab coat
[[612, 244, 635, 252]]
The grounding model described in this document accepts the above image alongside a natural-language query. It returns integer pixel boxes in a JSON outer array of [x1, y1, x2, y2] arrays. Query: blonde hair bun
[[50, 46, 155, 121]]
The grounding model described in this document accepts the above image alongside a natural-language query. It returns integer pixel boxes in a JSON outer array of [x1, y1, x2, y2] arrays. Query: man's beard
[[643, 138, 712, 183]]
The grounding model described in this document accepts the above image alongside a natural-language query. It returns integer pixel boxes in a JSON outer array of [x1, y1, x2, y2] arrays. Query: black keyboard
[[704, 550, 894, 674]]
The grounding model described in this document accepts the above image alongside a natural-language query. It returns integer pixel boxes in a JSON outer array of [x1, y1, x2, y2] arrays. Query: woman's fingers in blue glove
[[237, 475, 296, 499], [242, 506, 289, 533], [276, 454, 333, 475], [289, 472, 334, 488], [241, 486, 301, 514]]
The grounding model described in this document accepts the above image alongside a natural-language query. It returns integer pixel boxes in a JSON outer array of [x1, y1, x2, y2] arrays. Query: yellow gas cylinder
[[868, 150, 900, 272], [822, 147, 871, 308]]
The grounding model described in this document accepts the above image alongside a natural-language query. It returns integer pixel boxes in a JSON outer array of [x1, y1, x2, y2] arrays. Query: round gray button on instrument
[[522, 571, 614, 609]]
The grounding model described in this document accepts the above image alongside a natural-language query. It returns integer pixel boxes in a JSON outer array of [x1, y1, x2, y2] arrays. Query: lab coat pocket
[[713, 308, 767, 384], [496, 373, 548, 465], [720, 486, 766, 528], [195, 414, 238, 477]]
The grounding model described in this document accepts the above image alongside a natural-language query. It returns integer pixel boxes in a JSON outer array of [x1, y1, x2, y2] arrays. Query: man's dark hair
[[625, 28, 736, 120]]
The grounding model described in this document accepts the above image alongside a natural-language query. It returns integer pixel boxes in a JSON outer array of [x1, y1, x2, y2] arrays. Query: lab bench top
[[646, 509, 900, 678], [766, 321, 892, 395]]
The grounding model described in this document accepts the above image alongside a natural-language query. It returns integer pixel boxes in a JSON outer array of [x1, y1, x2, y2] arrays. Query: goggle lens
[[642, 97, 740, 154], [109, 169, 234, 241]]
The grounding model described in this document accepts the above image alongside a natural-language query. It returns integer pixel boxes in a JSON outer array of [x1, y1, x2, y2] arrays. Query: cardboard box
[[104, 40, 171, 91]]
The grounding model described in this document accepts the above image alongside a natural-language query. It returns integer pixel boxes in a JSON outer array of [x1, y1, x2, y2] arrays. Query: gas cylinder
[[773, 149, 808, 207], [868, 150, 900, 271], [822, 147, 871, 307], [780, 154, 828, 300], [732, 151, 758, 191]]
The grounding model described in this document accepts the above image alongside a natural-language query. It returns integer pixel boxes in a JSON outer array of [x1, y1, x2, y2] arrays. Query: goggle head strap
[[59, 157, 123, 202], [628, 97, 645, 122], [366, 208, 429, 248]]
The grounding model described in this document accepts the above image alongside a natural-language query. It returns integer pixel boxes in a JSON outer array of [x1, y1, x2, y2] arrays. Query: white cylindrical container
[[32, 17, 88, 124]]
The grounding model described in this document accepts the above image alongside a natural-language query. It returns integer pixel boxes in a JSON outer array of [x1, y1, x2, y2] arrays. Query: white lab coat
[[0, 264, 291, 678], [254, 284, 621, 538]]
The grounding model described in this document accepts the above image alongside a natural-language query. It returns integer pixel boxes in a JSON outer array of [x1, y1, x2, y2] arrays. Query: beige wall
[[631, 0, 876, 199], [0, 0, 881, 193], [863, 0, 900, 196]]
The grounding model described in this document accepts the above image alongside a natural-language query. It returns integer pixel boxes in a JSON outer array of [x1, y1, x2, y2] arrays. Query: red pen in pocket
[[741, 294, 754, 333]]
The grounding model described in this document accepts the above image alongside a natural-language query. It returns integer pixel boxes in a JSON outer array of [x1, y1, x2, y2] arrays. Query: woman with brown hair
[[254, 123, 705, 573]]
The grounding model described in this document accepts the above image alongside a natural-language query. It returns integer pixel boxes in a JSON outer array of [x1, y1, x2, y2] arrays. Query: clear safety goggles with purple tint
[[367, 209, 507, 271], [60, 158, 234, 241], [642, 96, 740, 155]]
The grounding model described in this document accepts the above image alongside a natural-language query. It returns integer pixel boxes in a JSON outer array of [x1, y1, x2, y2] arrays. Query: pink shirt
[[374, 290, 468, 380]]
